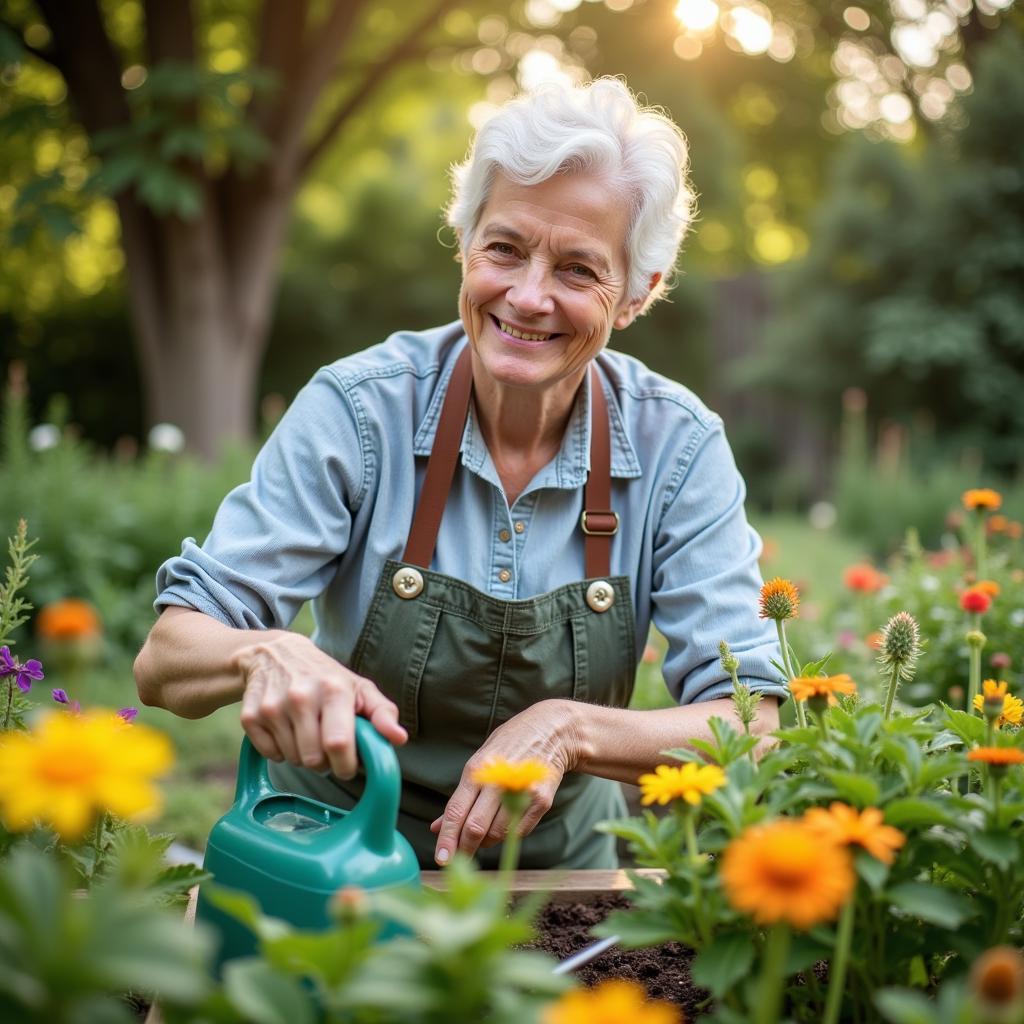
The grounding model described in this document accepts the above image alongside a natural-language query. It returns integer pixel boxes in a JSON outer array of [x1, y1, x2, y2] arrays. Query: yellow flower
[[720, 819, 855, 930], [963, 489, 1003, 512], [543, 979, 684, 1024], [803, 803, 906, 865], [758, 578, 799, 621], [638, 762, 726, 807], [790, 674, 857, 705], [471, 758, 552, 792], [973, 681, 1023, 728], [0, 709, 173, 840]]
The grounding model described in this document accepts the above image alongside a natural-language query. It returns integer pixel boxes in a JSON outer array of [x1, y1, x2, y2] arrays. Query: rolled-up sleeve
[[155, 369, 365, 630], [651, 420, 788, 706]]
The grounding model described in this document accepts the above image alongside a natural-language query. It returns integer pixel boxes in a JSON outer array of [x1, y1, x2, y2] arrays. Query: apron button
[[392, 566, 424, 599], [586, 580, 615, 613]]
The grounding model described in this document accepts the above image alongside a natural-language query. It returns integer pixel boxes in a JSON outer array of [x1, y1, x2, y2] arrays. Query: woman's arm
[[134, 606, 406, 778], [569, 694, 780, 784]]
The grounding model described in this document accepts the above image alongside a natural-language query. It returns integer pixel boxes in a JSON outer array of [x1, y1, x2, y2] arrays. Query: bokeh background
[[1, 0, 1022, 847]]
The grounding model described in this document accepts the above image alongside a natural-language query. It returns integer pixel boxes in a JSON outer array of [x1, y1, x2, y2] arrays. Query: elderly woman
[[134, 78, 786, 870]]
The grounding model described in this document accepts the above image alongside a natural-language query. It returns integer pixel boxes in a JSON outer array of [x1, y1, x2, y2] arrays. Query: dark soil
[[527, 892, 708, 1018]]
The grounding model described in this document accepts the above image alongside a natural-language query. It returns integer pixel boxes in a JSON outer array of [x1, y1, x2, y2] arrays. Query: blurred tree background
[[1, 0, 1022, 500]]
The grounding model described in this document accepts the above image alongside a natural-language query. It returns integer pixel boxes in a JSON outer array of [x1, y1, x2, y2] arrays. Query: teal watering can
[[196, 717, 419, 970]]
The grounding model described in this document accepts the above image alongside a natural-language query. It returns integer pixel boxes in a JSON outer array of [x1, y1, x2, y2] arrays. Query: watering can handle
[[235, 717, 403, 856]]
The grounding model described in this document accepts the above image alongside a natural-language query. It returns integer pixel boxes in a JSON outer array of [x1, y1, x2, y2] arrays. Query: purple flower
[[117, 707, 138, 723], [52, 688, 81, 713], [0, 646, 44, 693], [15, 660, 43, 693]]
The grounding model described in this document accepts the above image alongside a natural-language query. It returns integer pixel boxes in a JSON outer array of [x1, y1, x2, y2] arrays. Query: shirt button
[[514, 521, 525, 534], [499, 529, 511, 542], [498, 569, 512, 583]]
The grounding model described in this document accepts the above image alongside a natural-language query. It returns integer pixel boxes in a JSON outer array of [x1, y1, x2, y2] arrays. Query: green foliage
[[740, 26, 1024, 477]]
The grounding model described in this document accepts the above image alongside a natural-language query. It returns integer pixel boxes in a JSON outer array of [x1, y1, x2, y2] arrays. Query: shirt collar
[[412, 334, 642, 485]]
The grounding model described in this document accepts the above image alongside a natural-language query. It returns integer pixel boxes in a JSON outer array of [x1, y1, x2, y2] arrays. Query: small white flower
[[148, 422, 185, 453], [920, 575, 940, 592], [28, 424, 61, 451], [808, 501, 837, 530], [1010, 609, 1024, 628]]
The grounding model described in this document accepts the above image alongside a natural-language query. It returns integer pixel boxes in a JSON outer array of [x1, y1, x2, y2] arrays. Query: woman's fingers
[[355, 678, 408, 746], [320, 678, 358, 779], [289, 680, 329, 772], [434, 783, 504, 864]]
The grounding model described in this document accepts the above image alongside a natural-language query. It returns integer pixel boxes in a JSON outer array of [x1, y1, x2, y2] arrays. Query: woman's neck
[[470, 363, 586, 505]]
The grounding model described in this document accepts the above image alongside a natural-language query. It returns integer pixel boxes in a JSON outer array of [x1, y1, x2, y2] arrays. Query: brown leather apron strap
[[403, 346, 615, 577], [402, 346, 474, 568], [582, 366, 616, 579]]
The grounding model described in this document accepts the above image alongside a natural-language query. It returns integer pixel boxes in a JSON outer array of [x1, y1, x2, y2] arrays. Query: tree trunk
[[119, 174, 294, 460]]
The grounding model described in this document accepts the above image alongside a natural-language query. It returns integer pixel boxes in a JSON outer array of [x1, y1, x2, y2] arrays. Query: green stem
[[754, 924, 791, 1024], [2, 678, 12, 731], [499, 807, 524, 882], [990, 775, 1002, 830], [967, 630, 982, 715], [882, 662, 902, 721], [823, 897, 856, 1024], [976, 512, 987, 581], [682, 809, 711, 946], [777, 620, 806, 729]]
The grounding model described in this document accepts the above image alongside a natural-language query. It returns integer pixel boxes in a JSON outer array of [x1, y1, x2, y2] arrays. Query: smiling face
[[459, 171, 645, 398]]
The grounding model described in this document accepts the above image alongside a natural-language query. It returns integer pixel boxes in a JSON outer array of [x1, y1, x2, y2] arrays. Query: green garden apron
[[272, 346, 637, 868]]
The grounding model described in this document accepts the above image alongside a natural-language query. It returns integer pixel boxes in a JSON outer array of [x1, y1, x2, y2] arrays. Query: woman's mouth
[[489, 314, 562, 343]]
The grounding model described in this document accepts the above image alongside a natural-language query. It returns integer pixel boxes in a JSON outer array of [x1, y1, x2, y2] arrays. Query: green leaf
[[223, 959, 315, 1024], [854, 849, 891, 893], [824, 770, 880, 806], [882, 797, 955, 829], [784, 932, 831, 974], [886, 882, 975, 929], [690, 932, 755, 998], [941, 705, 987, 747], [873, 987, 939, 1024], [969, 830, 1018, 870], [594, 909, 679, 947]]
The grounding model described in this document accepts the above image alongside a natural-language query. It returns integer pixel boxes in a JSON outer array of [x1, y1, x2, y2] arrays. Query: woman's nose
[[507, 264, 555, 317]]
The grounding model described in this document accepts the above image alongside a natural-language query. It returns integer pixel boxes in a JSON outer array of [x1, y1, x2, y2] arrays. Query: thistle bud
[[731, 681, 763, 729], [966, 629, 987, 650], [758, 578, 799, 621], [877, 611, 924, 682], [719, 640, 740, 675]]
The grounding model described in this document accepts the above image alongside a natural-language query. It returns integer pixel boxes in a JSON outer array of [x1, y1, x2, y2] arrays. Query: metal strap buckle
[[580, 510, 619, 537]]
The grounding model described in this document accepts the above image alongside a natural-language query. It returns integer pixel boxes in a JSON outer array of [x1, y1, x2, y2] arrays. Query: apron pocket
[[398, 603, 441, 740]]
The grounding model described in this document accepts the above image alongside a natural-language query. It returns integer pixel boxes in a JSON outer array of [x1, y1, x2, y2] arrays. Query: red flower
[[843, 563, 887, 593], [960, 587, 992, 615]]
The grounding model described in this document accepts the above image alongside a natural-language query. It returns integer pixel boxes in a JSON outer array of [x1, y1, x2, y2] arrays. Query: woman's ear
[[613, 272, 663, 330]]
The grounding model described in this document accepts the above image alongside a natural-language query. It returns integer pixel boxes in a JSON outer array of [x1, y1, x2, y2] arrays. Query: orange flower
[[963, 489, 1003, 512], [543, 980, 683, 1024], [720, 819, 855, 930], [865, 631, 883, 651], [842, 563, 887, 593], [988, 514, 1009, 534], [36, 598, 102, 641], [959, 586, 992, 615], [759, 578, 799, 621], [975, 580, 1001, 599], [970, 946, 1024, 1010], [967, 747, 1024, 767], [1008, 521, 1023, 540], [790, 674, 857, 705], [802, 803, 906, 865]]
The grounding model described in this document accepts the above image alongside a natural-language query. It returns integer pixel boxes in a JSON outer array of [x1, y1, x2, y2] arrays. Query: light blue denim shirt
[[156, 322, 787, 706]]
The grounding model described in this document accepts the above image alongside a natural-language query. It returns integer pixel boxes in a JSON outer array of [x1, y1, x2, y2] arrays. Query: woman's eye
[[567, 263, 596, 279], [489, 242, 517, 256]]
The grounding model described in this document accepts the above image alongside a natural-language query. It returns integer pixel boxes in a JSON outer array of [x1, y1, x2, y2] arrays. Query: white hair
[[446, 77, 695, 309]]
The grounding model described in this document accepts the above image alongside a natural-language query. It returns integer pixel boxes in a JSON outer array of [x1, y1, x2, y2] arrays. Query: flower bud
[[758, 578, 799, 621], [719, 640, 740, 675], [966, 629, 987, 650], [877, 612, 923, 682], [330, 885, 368, 923]]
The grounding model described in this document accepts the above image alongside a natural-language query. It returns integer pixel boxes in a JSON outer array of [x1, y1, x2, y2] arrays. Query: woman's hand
[[234, 633, 407, 779], [429, 699, 582, 865]]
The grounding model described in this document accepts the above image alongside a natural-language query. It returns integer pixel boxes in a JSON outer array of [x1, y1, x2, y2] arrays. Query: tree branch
[[246, 0, 310, 137], [299, 0, 461, 177], [33, 0, 131, 134]]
